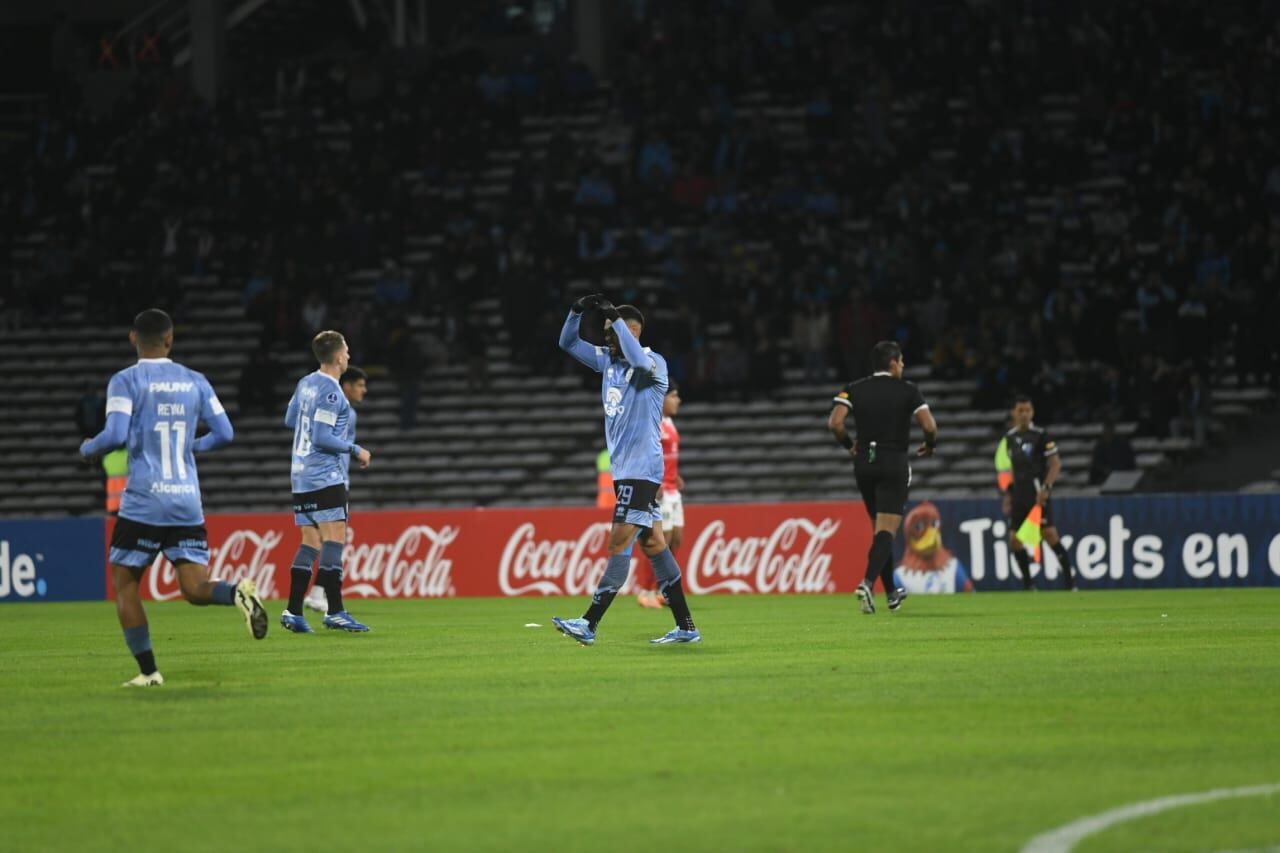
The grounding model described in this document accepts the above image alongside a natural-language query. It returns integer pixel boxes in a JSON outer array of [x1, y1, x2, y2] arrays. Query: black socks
[[661, 578, 696, 631], [287, 569, 311, 615], [1013, 549, 1034, 589], [318, 569, 344, 615], [135, 649, 157, 676], [865, 530, 894, 590], [1052, 542, 1076, 588], [583, 590, 618, 631]]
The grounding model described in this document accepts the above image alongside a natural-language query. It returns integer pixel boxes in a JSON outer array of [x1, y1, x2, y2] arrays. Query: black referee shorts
[[1010, 490, 1053, 529], [854, 448, 911, 518]]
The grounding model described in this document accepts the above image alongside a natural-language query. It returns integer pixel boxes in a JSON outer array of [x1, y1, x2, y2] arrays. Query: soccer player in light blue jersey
[[304, 366, 368, 614], [80, 309, 267, 687], [552, 295, 701, 645], [280, 331, 372, 633]]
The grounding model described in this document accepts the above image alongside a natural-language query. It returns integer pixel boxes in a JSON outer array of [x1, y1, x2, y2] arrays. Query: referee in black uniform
[[827, 341, 938, 614]]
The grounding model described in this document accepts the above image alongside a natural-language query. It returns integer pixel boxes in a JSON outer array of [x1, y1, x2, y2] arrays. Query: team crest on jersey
[[604, 386, 625, 418], [326, 391, 339, 403]]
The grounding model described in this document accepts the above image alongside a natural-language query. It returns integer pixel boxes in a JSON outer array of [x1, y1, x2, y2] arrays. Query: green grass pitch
[[2, 590, 1277, 852]]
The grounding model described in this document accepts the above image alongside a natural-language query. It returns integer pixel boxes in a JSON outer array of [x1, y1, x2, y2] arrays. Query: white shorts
[[660, 489, 684, 528]]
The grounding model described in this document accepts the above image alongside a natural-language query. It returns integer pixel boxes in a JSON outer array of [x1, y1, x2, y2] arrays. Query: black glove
[[599, 300, 620, 323], [571, 293, 606, 314]]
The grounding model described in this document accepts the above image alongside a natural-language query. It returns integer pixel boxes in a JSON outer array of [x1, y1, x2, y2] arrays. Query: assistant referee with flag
[[1000, 395, 1078, 591]]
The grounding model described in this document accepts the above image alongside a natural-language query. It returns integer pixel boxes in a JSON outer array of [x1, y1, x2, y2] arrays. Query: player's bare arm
[[1039, 453, 1061, 506], [827, 403, 857, 458], [916, 406, 938, 458]]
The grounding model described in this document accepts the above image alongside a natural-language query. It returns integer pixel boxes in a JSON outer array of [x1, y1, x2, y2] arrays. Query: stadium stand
[[3, 0, 1277, 517]]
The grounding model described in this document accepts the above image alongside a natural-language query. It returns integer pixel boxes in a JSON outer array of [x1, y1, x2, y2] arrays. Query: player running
[[553, 294, 700, 644], [280, 332, 373, 633], [304, 366, 367, 614], [1002, 395, 1078, 591], [80, 309, 266, 687], [635, 383, 684, 609], [827, 341, 938, 614]]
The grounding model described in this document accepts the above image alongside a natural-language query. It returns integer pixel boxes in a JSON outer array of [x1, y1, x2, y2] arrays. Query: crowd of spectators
[[6, 0, 1280, 443]]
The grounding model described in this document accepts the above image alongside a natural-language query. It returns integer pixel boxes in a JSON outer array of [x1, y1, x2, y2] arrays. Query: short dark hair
[[311, 330, 346, 364], [1013, 394, 1034, 407], [870, 341, 902, 372], [666, 380, 679, 395], [616, 305, 644, 328], [133, 308, 173, 346], [340, 366, 368, 386]]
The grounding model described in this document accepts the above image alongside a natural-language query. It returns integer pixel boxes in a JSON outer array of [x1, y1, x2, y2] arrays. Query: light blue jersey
[[81, 358, 233, 526], [285, 371, 362, 494], [558, 311, 668, 483], [340, 406, 358, 486]]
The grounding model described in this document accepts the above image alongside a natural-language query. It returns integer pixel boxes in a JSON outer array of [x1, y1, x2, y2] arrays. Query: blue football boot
[[322, 610, 370, 632], [650, 627, 702, 644], [279, 610, 314, 634], [552, 616, 595, 646]]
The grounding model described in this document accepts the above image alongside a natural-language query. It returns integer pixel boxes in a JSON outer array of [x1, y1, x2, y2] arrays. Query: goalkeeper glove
[[571, 293, 606, 314], [599, 301, 620, 323]]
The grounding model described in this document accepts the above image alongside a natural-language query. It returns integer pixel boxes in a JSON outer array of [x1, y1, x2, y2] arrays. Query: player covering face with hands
[[552, 293, 700, 645]]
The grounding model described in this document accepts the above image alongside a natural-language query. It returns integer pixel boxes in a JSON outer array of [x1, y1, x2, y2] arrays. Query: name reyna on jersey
[[157, 403, 186, 416], [149, 381, 195, 393]]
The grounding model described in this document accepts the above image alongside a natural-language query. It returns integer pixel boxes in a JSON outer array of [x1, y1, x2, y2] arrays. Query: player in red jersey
[[635, 384, 684, 608]]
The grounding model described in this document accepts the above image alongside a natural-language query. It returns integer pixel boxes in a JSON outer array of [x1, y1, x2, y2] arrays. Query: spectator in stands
[[792, 298, 830, 383], [577, 218, 616, 268], [74, 382, 106, 438], [1089, 421, 1137, 485], [238, 346, 282, 416], [574, 168, 617, 208], [300, 291, 328, 335], [388, 318, 424, 431], [1173, 372, 1210, 447]]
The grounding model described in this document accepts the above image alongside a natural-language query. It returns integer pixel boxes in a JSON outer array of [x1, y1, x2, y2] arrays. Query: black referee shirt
[[831, 373, 929, 451], [1006, 426, 1058, 493]]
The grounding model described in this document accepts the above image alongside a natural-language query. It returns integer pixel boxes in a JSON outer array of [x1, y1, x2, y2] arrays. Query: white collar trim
[[137, 357, 173, 364], [873, 371, 892, 377]]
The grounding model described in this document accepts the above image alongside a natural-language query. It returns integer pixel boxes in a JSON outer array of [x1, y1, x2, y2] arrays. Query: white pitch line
[[1022, 783, 1280, 853]]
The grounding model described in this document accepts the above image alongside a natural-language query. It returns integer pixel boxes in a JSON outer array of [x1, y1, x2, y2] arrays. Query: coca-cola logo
[[146, 528, 284, 601], [344, 524, 458, 598], [686, 518, 839, 594], [499, 522, 626, 596]]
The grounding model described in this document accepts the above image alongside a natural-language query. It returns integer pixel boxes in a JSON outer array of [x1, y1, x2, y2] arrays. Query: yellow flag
[[1016, 504, 1042, 563]]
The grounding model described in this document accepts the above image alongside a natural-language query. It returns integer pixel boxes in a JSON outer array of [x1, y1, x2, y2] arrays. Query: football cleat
[[323, 611, 370, 632], [552, 616, 595, 646], [122, 671, 164, 687], [303, 588, 328, 613], [236, 579, 269, 639], [650, 627, 701, 644], [888, 587, 909, 612], [279, 610, 314, 634], [856, 582, 876, 615]]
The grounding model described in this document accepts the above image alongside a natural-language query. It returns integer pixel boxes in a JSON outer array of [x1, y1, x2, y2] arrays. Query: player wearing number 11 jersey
[[80, 309, 267, 688]]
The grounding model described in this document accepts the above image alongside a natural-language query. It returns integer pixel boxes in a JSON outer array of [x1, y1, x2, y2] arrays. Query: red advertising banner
[[106, 502, 873, 601]]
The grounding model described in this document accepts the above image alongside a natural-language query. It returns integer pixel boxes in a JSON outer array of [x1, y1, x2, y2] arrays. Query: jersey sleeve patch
[[208, 395, 226, 416], [106, 396, 133, 416], [314, 408, 338, 426]]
